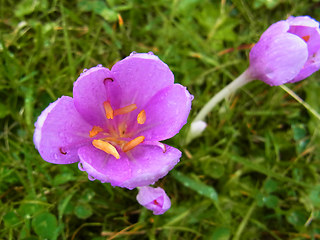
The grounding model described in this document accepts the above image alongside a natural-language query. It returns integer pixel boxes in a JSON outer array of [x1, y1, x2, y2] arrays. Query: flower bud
[[248, 16, 320, 86], [136, 186, 171, 215]]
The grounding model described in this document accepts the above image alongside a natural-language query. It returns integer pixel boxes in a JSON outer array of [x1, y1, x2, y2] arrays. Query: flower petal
[[287, 16, 320, 28], [134, 84, 193, 141], [78, 144, 132, 185], [120, 144, 181, 189], [290, 49, 320, 83], [111, 53, 174, 110], [249, 33, 308, 86], [73, 66, 121, 127], [80, 143, 182, 189], [34, 96, 92, 164], [260, 20, 289, 39], [289, 26, 320, 56]]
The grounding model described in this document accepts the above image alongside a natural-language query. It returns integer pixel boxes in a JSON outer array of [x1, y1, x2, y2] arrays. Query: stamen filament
[[122, 136, 145, 152], [137, 110, 146, 124], [103, 101, 114, 119], [102, 137, 125, 145], [118, 122, 127, 137], [89, 126, 104, 138], [92, 139, 120, 159], [114, 104, 137, 116]]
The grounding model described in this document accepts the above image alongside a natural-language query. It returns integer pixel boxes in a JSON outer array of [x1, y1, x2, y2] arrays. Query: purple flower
[[248, 16, 320, 86], [34, 53, 193, 189], [136, 186, 171, 215]]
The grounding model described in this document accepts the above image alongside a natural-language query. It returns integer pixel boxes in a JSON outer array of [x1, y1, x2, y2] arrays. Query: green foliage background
[[1, 0, 320, 239]]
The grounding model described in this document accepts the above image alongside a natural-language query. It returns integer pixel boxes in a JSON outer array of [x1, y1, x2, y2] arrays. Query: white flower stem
[[186, 69, 253, 145], [194, 69, 253, 122]]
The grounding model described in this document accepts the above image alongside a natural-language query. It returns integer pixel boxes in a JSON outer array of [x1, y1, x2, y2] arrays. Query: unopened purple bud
[[136, 186, 171, 215], [248, 16, 320, 86]]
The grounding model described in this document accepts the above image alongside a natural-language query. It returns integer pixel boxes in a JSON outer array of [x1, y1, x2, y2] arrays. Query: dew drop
[[83, 68, 88, 73], [130, 51, 137, 56], [97, 64, 103, 67], [147, 51, 154, 55], [78, 162, 85, 171], [88, 175, 96, 181]]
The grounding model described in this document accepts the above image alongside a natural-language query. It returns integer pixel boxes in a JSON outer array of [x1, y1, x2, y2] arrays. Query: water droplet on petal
[[78, 162, 85, 171], [130, 51, 137, 56], [97, 64, 103, 67], [83, 68, 88, 73], [88, 175, 95, 181], [147, 51, 154, 55]]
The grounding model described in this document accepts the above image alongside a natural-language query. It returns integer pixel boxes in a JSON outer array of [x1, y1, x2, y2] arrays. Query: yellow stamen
[[103, 101, 114, 119], [137, 110, 146, 124], [89, 126, 103, 138], [122, 136, 145, 152], [114, 104, 137, 116], [302, 35, 310, 42], [92, 139, 120, 159]]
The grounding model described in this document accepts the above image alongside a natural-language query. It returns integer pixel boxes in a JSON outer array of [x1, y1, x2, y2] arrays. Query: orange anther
[[153, 200, 160, 206], [137, 110, 146, 124], [92, 139, 120, 159], [89, 126, 103, 138], [103, 101, 114, 119], [302, 35, 310, 42], [114, 104, 137, 117], [122, 136, 145, 152]]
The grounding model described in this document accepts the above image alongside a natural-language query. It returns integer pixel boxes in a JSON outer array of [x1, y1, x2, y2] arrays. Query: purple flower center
[[89, 100, 147, 159]]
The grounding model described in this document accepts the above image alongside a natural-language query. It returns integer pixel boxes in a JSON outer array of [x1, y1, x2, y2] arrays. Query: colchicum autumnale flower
[[136, 186, 171, 215], [34, 52, 193, 190], [248, 16, 320, 86]]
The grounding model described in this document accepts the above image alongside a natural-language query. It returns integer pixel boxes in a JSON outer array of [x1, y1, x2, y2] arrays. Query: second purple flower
[[248, 16, 320, 86], [34, 53, 193, 190]]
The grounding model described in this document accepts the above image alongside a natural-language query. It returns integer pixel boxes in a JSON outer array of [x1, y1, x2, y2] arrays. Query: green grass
[[1, 0, 320, 239]]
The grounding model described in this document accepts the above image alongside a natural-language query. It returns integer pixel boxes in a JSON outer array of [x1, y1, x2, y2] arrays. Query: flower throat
[[89, 101, 146, 159]]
